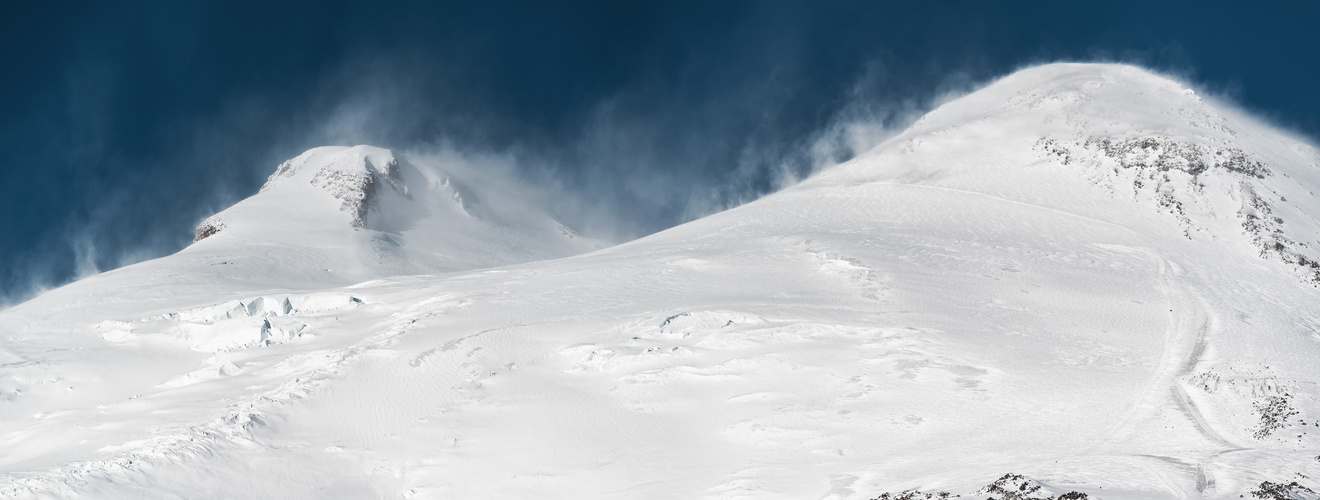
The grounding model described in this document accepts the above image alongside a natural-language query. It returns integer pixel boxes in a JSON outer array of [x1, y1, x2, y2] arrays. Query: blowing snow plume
[[5, 63, 1320, 499]]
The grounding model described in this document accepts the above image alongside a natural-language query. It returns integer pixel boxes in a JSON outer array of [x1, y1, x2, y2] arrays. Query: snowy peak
[[194, 146, 402, 241], [176, 144, 604, 289], [909, 63, 1236, 140], [219, 146, 406, 229], [262, 145, 401, 189], [845, 63, 1320, 285], [258, 145, 408, 228], [196, 145, 493, 240]]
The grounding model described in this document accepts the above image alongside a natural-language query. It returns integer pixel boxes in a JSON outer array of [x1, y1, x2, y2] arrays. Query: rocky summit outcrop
[[259, 145, 409, 228]]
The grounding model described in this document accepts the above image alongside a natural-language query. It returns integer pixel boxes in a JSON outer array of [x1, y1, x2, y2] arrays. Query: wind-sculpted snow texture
[[4, 64, 1320, 499]]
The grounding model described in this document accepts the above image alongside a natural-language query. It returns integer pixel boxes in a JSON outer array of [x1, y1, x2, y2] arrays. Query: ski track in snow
[[1084, 249, 1237, 499], [1091, 251, 1191, 447]]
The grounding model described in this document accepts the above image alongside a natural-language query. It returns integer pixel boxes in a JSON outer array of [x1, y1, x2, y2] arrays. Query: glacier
[[3, 63, 1320, 499]]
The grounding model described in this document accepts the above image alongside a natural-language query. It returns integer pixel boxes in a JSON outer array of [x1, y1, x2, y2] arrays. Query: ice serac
[[4, 64, 1320, 499]]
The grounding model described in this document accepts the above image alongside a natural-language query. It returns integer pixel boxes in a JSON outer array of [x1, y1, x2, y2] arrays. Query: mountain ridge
[[3, 63, 1320, 499]]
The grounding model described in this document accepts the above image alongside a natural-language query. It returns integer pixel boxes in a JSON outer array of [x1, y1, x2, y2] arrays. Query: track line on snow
[[1170, 309, 1238, 451], [1079, 247, 1241, 498], [1088, 251, 1196, 449], [1134, 455, 1194, 500]]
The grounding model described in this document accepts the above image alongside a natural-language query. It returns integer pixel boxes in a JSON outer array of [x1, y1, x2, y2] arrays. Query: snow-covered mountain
[[192, 144, 602, 289], [4, 63, 1320, 499], [0, 145, 602, 349]]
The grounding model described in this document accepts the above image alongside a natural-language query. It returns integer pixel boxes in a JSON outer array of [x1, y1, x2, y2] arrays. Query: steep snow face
[[4, 64, 1320, 500]]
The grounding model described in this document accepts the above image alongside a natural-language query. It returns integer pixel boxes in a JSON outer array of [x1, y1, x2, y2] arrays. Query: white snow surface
[[5, 63, 1320, 499]]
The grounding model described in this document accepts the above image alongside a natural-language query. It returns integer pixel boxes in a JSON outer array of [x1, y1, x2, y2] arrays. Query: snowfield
[[4, 63, 1320, 499]]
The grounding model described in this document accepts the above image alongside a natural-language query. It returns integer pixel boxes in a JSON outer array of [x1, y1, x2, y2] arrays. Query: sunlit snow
[[4, 63, 1320, 499]]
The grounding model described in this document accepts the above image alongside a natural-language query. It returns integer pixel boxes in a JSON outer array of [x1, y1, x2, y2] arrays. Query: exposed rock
[[871, 490, 957, 500], [1254, 395, 1301, 440], [975, 473, 1059, 500], [1036, 135, 1320, 285], [868, 474, 1088, 500], [307, 153, 405, 228], [193, 215, 226, 242], [260, 146, 409, 228], [1251, 481, 1319, 500]]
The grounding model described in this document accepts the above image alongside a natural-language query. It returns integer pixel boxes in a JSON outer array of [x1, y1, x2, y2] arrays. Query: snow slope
[[4, 63, 1320, 499]]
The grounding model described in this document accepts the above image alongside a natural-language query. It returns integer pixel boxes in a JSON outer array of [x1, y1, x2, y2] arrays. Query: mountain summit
[[188, 144, 602, 285], [4, 63, 1320, 499], [0, 145, 604, 329], [823, 63, 1320, 284]]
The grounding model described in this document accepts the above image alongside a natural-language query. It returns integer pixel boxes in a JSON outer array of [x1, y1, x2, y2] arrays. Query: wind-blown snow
[[4, 63, 1320, 499]]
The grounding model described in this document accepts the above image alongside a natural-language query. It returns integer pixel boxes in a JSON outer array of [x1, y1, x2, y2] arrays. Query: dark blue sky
[[2, 1, 1318, 305]]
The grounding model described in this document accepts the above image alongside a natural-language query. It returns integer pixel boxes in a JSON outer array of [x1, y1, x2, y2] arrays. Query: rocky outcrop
[[193, 215, 226, 242], [1036, 135, 1320, 285], [263, 146, 408, 228]]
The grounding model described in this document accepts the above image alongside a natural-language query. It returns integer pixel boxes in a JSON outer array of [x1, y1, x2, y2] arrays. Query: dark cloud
[[2, 1, 1318, 305]]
